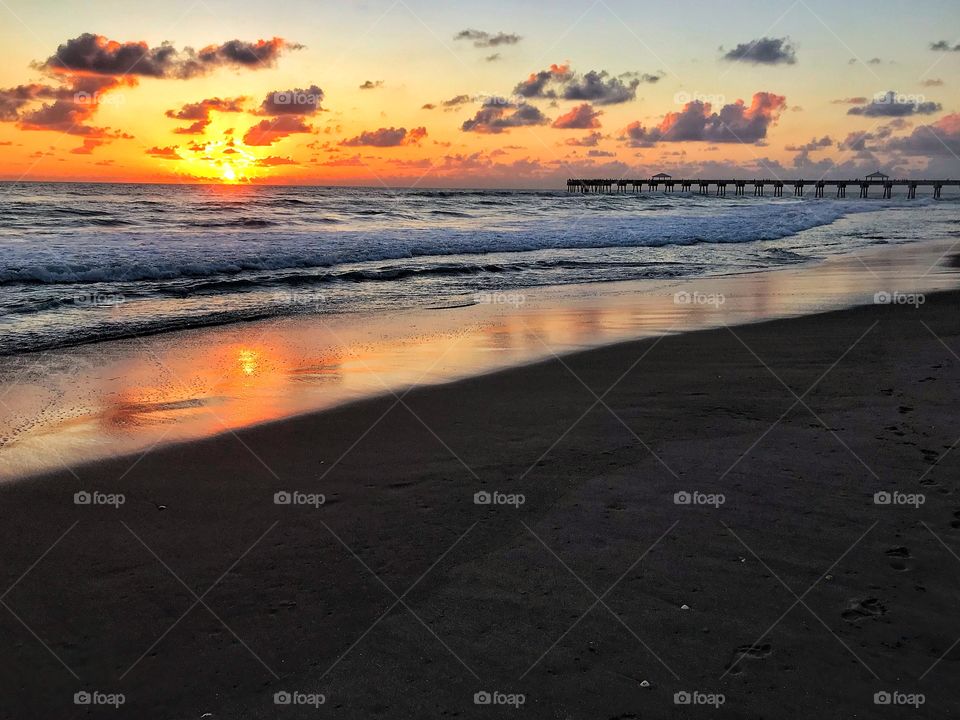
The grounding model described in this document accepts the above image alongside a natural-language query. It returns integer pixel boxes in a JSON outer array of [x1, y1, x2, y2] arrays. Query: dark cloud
[[930, 41, 960, 52], [359, 80, 384, 90], [552, 103, 602, 129], [146, 145, 182, 159], [564, 131, 602, 147], [461, 100, 548, 133], [831, 96, 868, 105], [454, 29, 522, 48], [39, 33, 301, 79], [785, 135, 833, 152], [442, 94, 473, 108], [421, 103, 436, 110], [562, 71, 640, 105], [722, 37, 797, 65], [485, 54, 501, 63], [587, 149, 615, 157], [921, 79, 944, 87], [882, 113, 960, 157], [847, 91, 942, 117], [514, 65, 648, 105], [514, 64, 573, 99], [242, 115, 313, 146], [256, 85, 324, 115], [623, 92, 787, 146], [340, 126, 427, 147], [165, 96, 245, 134]]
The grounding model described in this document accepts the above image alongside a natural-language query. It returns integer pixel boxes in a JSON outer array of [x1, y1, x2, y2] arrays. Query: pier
[[566, 172, 958, 199]]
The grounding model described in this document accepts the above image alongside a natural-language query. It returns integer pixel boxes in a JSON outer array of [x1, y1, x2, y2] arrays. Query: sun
[[221, 164, 238, 183]]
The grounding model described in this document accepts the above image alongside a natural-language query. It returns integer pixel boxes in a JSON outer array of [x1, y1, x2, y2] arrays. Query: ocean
[[1, 182, 956, 356]]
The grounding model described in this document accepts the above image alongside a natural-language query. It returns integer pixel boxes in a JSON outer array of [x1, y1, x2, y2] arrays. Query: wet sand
[[1, 286, 959, 718], [2, 236, 960, 480]]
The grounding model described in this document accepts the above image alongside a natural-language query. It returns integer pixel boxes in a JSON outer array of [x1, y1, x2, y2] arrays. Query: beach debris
[[680, 603, 690, 610]]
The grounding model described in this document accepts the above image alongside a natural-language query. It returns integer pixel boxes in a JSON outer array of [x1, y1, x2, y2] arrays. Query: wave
[[0, 201, 875, 286]]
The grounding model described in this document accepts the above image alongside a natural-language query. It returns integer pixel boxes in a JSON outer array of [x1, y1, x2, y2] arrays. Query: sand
[[1, 290, 959, 718]]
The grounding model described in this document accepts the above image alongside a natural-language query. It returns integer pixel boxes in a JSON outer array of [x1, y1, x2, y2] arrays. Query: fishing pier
[[566, 172, 958, 199]]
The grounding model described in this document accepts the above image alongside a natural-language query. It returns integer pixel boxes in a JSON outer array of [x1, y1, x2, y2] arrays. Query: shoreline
[[2, 287, 958, 717], [2, 235, 959, 480]]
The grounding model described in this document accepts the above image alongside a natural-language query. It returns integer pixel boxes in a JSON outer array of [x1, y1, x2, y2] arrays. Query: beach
[[2, 279, 958, 718]]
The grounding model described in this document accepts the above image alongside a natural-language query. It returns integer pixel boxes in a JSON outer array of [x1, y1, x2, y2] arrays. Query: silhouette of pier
[[566, 172, 957, 199]]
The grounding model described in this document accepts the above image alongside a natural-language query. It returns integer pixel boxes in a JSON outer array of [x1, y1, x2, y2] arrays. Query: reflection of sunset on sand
[[2, 237, 957, 479]]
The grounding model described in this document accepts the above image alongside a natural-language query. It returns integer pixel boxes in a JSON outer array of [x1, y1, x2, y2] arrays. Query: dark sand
[[2, 290, 959, 719]]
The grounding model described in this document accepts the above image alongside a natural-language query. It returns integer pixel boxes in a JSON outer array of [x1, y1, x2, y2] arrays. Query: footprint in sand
[[724, 643, 772, 674], [951, 510, 960, 530], [841, 598, 887, 622], [885, 546, 911, 571]]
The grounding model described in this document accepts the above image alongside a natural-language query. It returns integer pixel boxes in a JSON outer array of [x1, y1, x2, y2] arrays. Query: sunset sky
[[1, 0, 958, 186]]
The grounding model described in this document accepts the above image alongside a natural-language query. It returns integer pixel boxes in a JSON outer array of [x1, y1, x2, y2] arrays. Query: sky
[[0, 0, 958, 187]]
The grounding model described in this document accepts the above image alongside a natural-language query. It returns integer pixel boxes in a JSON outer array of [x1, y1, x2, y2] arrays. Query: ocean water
[[0, 182, 956, 355]]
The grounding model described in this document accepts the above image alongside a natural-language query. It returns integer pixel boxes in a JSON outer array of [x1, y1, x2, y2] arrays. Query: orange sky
[[0, 1, 957, 186]]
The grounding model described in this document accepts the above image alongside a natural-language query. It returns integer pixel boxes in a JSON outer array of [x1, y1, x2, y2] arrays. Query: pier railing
[[566, 178, 958, 199]]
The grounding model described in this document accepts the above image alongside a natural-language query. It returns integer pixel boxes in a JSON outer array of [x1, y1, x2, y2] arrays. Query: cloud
[[146, 145, 182, 159], [882, 113, 960, 157], [39, 33, 302, 79], [514, 64, 573, 99], [921, 79, 945, 87], [622, 92, 787, 146], [70, 138, 104, 154], [847, 91, 942, 117], [454, 29, 522, 48], [340, 126, 427, 147], [165, 96, 245, 134], [831, 96, 868, 105], [461, 100, 548, 133], [1, 33, 300, 150], [255, 155, 298, 166], [722, 37, 797, 65], [359, 80, 384, 90], [514, 65, 649, 105], [561, 70, 640, 105], [564, 131, 602, 147], [485, 54, 501, 63], [930, 41, 960, 52], [785, 135, 833, 152], [242, 115, 313, 146], [442, 94, 473, 108], [552, 103, 602, 129], [256, 85, 324, 115], [421, 103, 436, 110]]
